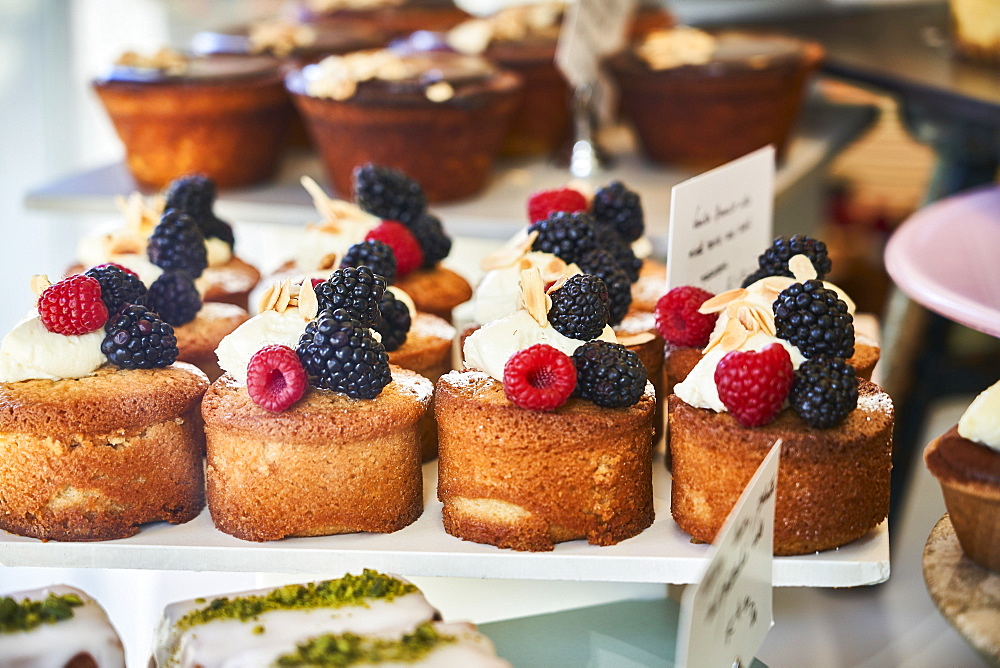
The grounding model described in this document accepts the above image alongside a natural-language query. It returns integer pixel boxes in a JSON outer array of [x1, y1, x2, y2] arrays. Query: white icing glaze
[[154, 586, 437, 667], [0, 311, 107, 382], [0, 584, 125, 668]]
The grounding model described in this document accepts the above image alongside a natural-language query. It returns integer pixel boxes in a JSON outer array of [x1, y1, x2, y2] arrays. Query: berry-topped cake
[[667, 249, 893, 555], [437, 268, 655, 551], [0, 585, 125, 667], [0, 273, 207, 541], [74, 174, 261, 310], [203, 269, 432, 541], [153, 569, 510, 667]]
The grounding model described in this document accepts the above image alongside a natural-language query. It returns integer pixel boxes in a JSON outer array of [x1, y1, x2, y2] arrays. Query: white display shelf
[[0, 452, 889, 587]]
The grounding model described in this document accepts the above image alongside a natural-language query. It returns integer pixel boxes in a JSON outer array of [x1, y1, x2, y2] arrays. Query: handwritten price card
[[676, 440, 780, 668], [667, 146, 775, 294]]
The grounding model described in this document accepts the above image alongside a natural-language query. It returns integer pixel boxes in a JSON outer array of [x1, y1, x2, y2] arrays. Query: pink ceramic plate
[[886, 186, 1000, 338]]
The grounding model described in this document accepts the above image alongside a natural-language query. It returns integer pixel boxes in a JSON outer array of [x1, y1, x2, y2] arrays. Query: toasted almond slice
[[30, 274, 51, 297], [301, 175, 332, 215], [699, 288, 748, 314], [275, 279, 292, 312], [520, 268, 549, 326], [618, 332, 655, 347], [480, 230, 538, 271], [518, 258, 532, 271], [789, 254, 817, 281], [258, 282, 280, 313], [719, 323, 749, 351], [318, 253, 338, 270], [547, 274, 568, 293], [540, 257, 569, 283], [736, 305, 758, 332], [298, 279, 319, 320]]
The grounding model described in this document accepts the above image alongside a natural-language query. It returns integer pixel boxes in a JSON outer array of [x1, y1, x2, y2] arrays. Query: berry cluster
[[352, 164, 452, 275], [502, 340, 647, 411]]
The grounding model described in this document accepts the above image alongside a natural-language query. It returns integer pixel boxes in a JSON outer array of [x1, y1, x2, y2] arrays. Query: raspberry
[[714, 343, 794, 427], [654, 286, 718, 347], [366, 221, 424, 277], [503, 344, 577, 411], [84, 263, 147, 315], [353, 164, 426, 226], [37, 274, 109, 335], [246, 344, 307, 412], [590, 181, 644, 242], [773, 280, 854, 360], [547, 274, 609, 340], [529, 211, 598, 266], [572, 340, 647, 408], [527, 187, 588, 224], [789, 357, 858, 428]]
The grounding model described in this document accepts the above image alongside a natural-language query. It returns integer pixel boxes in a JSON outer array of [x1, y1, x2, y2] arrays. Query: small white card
[[676, 440, 780, 668], [667, 146, 775, 294], [555, 0, 636, 89]]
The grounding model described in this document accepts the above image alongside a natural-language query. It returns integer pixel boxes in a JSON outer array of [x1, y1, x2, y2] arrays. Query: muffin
[[668, 257, 892, 555], [607, 27, 823, 167], [153, 570, 511, 667], [205, 273, 432, 541], [287, 49, 522, 201], [298, 0, 471, 38], [438, 268, 654, 551], [0, 585, 125, 667], [0, 275, 207, 541], [93, 48, 293, 189], [925, 380, 1000, 573]]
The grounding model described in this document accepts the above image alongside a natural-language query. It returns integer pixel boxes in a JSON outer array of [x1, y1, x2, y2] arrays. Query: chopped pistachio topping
[[0, 593, 84, 633], [276, 622, 455, 666], [253, 624, 266, 635], [177, 570, 417, 629]]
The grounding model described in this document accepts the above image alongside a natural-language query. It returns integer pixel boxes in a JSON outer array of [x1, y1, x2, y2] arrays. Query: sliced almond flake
[[275, 280, 293, 312], [618, 332, 655, 347], [318, 253, 338, 270], [519, 268, 549, 326], [30, 274, 51, 297], [789, 254, 818, 281], [699, 288, 748, 314], [301, 176, 336, 220], [518, 258, 533, 270], [298, 280, 319, 320], [480, 230, 538, 271], [736, 305, 758, 332], [258, 282, 281, 313], [719, 320, 749, 350], [547, 274, 568, 293], [108, 236, 145, 255]]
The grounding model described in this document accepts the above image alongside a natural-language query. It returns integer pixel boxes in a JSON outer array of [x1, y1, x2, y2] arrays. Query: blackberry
[[547, 274, 609, 341], [164, 174, 234, 247], [296, 308, 391, 399], [313, 266, 387, 328], [572, 340, 647, 408], [84, 263, 147, 315], [789, 357, 858, 428], [353, 163, 426, 225], [374, 291, 412, 352], [591, 181, 644, 242], [773, 280, 855, 360], [529, 211, 598, 266], [754, 235, 832, 281], [146, 271, 201, 326], [408, 212, 451, 268], [101, 304, 178, 369], [592, 224, 641, 283], [342, 240, 397, 286], [577, 249, 632, 326], [147, 210, 208, 278], [740, 267, 771, 288]]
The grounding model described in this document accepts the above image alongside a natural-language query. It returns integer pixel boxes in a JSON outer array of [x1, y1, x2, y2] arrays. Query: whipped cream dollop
[[294, 177, 381, 271], [216, 309, 309, 386], [464, 310, 616, 382], [471, 251, 580, 325], [958, 381, 1000, 451], [0, 311, 107, 383]]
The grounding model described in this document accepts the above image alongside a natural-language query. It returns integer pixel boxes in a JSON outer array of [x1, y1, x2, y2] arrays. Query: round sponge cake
[[436, 370, 655, 551], [669, 378, 893, 555], [0, 362, 209, 541], [202, 365, 433, 541]]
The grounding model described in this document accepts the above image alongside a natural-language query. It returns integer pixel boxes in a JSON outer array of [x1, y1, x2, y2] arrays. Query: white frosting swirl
[[958, 380, 1000, 451], [464, 310, 616, 382], [472, 252, 580, 325], [295, 222, 377, 273], [216, 309, 309, 385], [0, 311, 107, 382]]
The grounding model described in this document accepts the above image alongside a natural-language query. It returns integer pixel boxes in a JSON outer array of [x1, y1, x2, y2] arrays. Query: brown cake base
[[669, 379, 893, 555], [174, 302, 250, 382], [615, 310, 665, 443], [0, 363, 208, 541], [202, 366, 432, 541], [436, 370, 655, 551], [394, 266, 473, 322], [200, 256, 261, 311]]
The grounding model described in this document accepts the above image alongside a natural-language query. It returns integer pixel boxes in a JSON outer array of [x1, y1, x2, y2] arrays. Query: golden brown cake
[[670, 379, 892, 555], [174, 302, 250, 381], [0, 363, 208, 541], [436, 370, 655, 551], [300, 0, 471, 38], [203, 365, 432, 541], [924, 381, 1000, 573], [607, 29, 823, 167], [395, 266, 473, 321], [93, 51, 293, 189], [630, 259, 667, 312], [198, 256, 262, 311], [287, 50, 521, 201], [614, 310, 664, 441]]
